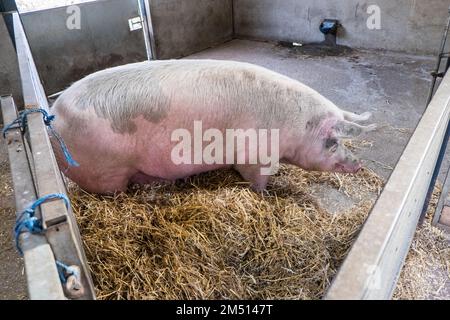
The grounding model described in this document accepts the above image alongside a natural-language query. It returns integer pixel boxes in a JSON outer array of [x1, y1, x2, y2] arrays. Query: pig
[[50, 59, 376, 194]]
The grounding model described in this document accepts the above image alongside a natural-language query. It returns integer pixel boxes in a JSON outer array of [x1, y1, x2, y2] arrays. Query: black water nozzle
[[320, 19, 340, 46], [320, 19, 339, 35]]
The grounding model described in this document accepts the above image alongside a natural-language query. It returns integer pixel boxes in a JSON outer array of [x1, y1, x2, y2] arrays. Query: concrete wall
[[1, 0, 234, 100], [20, 0, 148, 95], [0, 14, 22, 109], [234, 0, 450, 54], [150, 0, 233, 59], [4, 0, 445, 110]]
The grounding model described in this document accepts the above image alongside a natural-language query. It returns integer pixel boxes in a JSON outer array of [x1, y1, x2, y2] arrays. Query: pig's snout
[[353, 161, 363, 173], [336, 157, 362, 174], [348, 158, 363, 173]]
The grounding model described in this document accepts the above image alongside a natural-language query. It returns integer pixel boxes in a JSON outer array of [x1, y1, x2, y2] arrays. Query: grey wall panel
[[234, 0, 449, 55], [150, 0, 233, 59], [0, 14, 22, 110], [1, 0, 234, 105], [21, 0, 148, 94]]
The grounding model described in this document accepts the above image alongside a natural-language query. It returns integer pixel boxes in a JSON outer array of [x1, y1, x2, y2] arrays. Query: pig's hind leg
[[234, 165, 270, 192]]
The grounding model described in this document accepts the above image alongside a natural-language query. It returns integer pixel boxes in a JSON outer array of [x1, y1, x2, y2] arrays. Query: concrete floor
[[0, 38, 448, 299]]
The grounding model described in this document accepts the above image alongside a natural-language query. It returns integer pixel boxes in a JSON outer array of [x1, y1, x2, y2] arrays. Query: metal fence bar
[[1, 95, 65, 300], [11, 11, 95, 300], [142, 0, 157, 59]]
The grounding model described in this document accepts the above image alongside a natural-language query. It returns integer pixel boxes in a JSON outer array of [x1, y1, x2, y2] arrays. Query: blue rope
[[2, 109, 54, 138], [14, 193, 80, 286], [2, 108, 79, 167], [14, 193, 70, 255], [47, 125, 79, 168], [56, 260, 80, 284]]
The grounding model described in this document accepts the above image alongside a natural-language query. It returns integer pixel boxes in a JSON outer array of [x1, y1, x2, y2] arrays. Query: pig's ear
[[333, 120, 377, 138]]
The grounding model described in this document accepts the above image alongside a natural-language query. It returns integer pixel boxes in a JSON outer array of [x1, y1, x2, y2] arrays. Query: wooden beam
[[11, 12, 95, 300], [1, 95, 65, 300], [325, 68, 450, 300]]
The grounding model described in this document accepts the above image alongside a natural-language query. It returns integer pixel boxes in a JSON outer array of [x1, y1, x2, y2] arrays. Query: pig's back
[[52, 59, 322, 133]]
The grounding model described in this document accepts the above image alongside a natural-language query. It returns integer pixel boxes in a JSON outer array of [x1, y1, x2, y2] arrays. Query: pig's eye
[[325, 139, 338, 152]]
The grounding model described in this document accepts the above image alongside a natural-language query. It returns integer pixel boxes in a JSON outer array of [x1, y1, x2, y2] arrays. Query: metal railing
[[325, 69, 450, 300], [1, 12, 95, 300]]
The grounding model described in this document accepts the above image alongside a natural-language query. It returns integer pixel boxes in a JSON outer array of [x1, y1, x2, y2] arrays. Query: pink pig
[[51, 60, 375, 194]]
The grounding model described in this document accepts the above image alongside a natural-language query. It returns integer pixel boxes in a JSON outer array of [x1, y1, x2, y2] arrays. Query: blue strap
[[14, 193, 79, 286], [2, 109, 54, 138], [2, 108, 79, 167], [14, 193, 70, 255], [56, 260, 80, 284]]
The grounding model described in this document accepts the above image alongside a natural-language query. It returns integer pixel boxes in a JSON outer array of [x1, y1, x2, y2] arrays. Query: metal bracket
[[128, 16, 143, 31]]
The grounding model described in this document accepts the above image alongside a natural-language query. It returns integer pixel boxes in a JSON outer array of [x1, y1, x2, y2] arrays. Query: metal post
[[139, 0, 157, 60], [420, 7, 450, 223], [426, 7, 450, 106]]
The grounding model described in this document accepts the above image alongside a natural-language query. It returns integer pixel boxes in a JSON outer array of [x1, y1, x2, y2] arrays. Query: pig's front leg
[[234, 165, 270, 192]]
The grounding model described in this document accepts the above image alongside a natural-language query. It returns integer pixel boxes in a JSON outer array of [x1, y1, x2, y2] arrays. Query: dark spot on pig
[[306, 116, 323, 131], [111, 120, 138, 134], [80, 64, 171, 134], [107, 96, 170, 134], [325, 138, 338, 149]]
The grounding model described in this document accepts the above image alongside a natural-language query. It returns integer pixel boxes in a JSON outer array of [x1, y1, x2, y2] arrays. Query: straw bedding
[[70, 164, 384, 300], [69, 157, 450, 300], [70, 158, 450, 300]]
